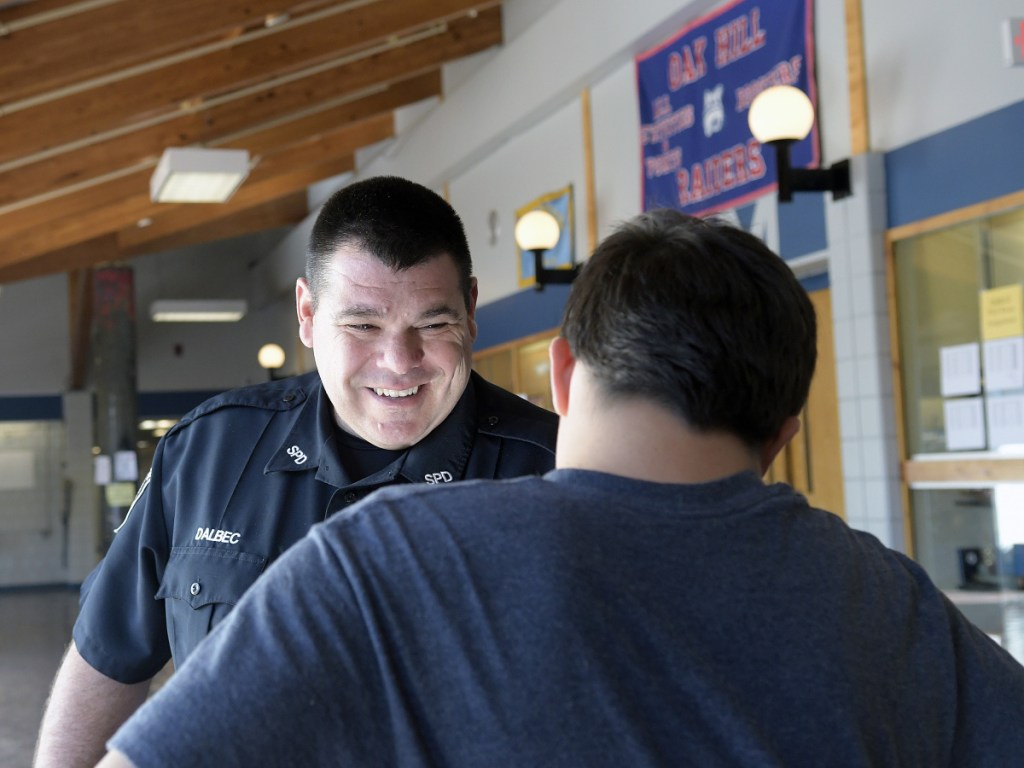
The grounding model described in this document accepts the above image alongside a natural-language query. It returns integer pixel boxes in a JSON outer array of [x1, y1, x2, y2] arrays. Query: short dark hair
[[306, 176, 473, 310], [561, 209, 817, 447]]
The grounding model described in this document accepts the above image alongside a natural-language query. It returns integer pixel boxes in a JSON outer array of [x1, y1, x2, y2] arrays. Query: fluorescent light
[[150, 299, 247, 322], [150, 147, 250, 203]]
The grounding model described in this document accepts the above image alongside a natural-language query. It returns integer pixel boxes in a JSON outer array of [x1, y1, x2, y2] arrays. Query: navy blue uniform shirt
[[74, 370, 557, 683]]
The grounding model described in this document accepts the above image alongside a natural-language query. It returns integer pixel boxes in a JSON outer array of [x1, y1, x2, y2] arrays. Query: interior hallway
[[0, 587, 78, 767]]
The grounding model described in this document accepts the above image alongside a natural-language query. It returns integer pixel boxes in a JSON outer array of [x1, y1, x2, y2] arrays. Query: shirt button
[[343, 492, 358, 504], [487, 416, 499, 426], [283, 392, 296, 403], [190, 582, 201, 596]]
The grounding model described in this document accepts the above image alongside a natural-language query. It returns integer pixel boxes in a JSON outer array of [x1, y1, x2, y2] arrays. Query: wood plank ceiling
[[0, 0, 504, 286]]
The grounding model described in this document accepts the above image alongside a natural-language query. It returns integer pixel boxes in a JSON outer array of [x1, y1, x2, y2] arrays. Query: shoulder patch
[[114, 469, 151, 533]]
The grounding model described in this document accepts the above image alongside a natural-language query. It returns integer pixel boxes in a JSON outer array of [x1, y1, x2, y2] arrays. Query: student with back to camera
[[99, 209, 1024, 767]]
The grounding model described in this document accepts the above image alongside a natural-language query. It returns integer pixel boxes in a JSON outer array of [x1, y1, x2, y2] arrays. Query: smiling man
[[300, 246, 477, 450], [35, 176, 558, 768]]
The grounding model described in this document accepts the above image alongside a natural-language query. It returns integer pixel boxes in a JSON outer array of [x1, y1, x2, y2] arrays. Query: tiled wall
[[827, 153, 905, 550]]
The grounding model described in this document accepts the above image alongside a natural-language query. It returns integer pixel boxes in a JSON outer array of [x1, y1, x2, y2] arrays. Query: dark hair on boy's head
[[306, 176, 473, 310], [561, 209, 817, 447]]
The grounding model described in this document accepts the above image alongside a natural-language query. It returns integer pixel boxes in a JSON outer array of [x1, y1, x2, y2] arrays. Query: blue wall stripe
[[800, 272, 830, 292], [0, 391, 227, 422], [778, 192, 828, 259], [474, 283, 572, 351], [0, 395, 62, 421], [138, 390, 225, 417], [886, 99, 1024, 228]]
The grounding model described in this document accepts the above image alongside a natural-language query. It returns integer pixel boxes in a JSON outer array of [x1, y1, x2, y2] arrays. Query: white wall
[[0, 274, 69, 394], [452, 96, 588, 306], [862, 0, 1024, 150], [134, 227, 301, 391]]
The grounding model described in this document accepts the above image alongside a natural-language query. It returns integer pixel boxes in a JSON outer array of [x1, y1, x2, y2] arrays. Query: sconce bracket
[[532, 249, 580, 292], [770, 141, 852, 203]]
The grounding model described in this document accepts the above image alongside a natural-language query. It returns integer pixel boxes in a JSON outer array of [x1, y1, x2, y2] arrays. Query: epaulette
[[473, 373, 558, 450], [166, 371, 319, 436]]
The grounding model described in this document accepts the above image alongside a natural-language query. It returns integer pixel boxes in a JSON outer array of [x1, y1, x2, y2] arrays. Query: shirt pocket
[[156, 545, 266, 665]]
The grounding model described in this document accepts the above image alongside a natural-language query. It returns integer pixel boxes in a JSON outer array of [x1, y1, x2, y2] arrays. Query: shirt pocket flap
[[157, 546, 267, 610]]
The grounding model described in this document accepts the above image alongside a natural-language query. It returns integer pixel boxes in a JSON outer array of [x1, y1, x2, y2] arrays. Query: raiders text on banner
[[636, 0, 817, 216]]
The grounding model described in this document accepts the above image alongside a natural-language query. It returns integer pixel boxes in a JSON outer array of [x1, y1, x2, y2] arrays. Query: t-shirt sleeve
[[943, 592, 1024, 761], [108, 522, 383, 767], [73, 447, 172, 683]]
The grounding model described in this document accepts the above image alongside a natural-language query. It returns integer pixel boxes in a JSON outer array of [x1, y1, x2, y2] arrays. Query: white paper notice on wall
[[114, 450, 138, 482], [940, 342, 982, 397], [94, 455, 112, 485], [0, 450, 35, 490], [986, 393, 1024, 450], [944, 397, 987, 451], [983, 336, 1024, 392]]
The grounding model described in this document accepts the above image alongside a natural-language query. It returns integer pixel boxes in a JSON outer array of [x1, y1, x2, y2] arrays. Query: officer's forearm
[[34, 641, 151, 768], [95, 749, 136, 768]]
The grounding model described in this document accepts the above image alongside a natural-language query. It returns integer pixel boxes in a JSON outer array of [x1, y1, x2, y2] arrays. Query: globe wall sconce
[[747, 85, 851, 203], [513, 209, 580, 291], [258, 343, 286, 380]]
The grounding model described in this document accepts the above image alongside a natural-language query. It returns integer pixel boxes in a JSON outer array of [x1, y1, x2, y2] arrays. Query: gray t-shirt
[[111, 469, 1024, 767]]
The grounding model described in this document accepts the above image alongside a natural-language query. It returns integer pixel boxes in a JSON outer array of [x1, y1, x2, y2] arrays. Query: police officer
[[34, 176, 558, 768]]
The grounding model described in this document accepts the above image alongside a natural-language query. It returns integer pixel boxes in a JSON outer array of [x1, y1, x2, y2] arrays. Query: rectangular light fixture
[[150, 299, 247, 322], [150, 147, 250, 203]]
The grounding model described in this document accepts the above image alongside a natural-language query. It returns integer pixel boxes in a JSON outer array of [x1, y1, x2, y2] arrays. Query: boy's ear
[[760, 415, 801, 475], [548, 336, 575, 417]]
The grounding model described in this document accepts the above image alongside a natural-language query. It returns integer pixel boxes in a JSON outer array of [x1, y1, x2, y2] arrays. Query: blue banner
[[636, 0, 816, 216]]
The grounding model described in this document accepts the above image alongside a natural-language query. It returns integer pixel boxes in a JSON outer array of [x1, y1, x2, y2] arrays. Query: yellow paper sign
[[980, 284, 1024, 341], [104, 481, 137, 508]]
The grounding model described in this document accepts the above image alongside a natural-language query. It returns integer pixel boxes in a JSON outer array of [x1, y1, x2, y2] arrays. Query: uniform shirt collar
[[395, 375, 476, 485], [266, 374, 477, 489], [265, 379, 334, 476]]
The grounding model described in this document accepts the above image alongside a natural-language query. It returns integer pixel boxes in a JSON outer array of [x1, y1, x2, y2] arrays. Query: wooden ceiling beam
[[0, 234, 120, 286], [118, 192, 310, 258], [0, 174, 158, 265], [0, 106, 394, 246], [225, 71, 440, 158], [117, 155, 360, 250], [0, 66, 444, 209], [0, 192, 311, 286], [0, 171, 155, 243], [194, 11, 496, 140], [119, 114, 395, 249], [250, 113, 395, 176], [0, 0, 346, 104], [0, 2, 504, 288], [0, 0, 93, 26], [0, 112, 391, 269], [0, 0, 499, 164]]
